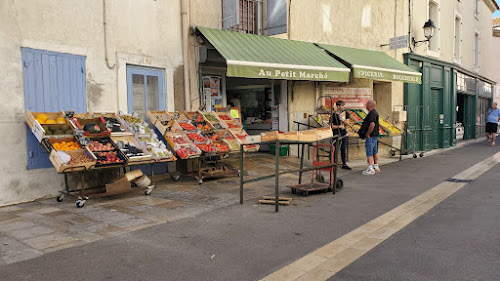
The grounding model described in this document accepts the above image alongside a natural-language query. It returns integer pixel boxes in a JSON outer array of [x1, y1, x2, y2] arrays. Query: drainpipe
[[181, 0, 191, 111]]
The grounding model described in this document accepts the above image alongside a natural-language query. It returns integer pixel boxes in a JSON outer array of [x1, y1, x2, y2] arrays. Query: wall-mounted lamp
[[412, 19, 436, 48]]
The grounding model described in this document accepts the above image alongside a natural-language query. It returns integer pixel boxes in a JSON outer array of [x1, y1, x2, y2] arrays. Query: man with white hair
[[485, 102, 500, 146]]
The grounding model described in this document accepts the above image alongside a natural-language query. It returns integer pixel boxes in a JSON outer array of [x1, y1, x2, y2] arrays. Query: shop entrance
[[430, 89, 442, 149], [457, 93, 475, 140], [225, 77, 281, 150]]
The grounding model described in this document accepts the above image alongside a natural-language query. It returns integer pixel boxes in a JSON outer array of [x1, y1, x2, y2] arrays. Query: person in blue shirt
[[486, 102, 500, 146]]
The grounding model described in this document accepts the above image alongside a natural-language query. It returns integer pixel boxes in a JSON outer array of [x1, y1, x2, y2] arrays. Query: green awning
[[197, 27, 350, 82], [318, 44, 422, 84]]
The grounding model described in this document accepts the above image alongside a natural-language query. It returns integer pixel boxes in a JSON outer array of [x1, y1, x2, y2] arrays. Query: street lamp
[[412, 19, 436, 48]]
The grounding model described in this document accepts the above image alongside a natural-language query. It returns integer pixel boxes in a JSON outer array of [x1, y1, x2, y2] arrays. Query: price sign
[[32, 121, 45, 143]]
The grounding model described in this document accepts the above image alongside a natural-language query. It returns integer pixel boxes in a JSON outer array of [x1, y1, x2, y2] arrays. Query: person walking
[[485, 102, 500, 146], [330, 100, 351, 170], [358, 100, 380, 175]]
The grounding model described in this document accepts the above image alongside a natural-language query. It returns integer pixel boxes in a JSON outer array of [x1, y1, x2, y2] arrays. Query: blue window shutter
[[266, 0, 287, 35], [21, 48, 86, 170], [222, 0, 240, 29]]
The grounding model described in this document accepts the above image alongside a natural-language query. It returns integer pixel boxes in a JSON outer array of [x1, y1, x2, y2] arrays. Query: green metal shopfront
[[403, 53, 494, 153]]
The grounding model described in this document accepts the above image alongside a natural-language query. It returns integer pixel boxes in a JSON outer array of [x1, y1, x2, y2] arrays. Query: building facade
[[404, 0, 498, 151], [493, 17, 500, 105], [1, 0, 497, 206], [0, 0, 184, 206]]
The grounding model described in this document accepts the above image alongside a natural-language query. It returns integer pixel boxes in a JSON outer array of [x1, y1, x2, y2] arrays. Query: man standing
[[485, 102, 500, 146], [359, 100, 380, 175], [330, 100, 351, 170]]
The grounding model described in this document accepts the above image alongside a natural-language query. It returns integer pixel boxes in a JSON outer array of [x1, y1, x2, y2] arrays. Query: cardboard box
[[105, 176, 132, 195], [261, 131, 278, 142], [124, 169, 144, 182]]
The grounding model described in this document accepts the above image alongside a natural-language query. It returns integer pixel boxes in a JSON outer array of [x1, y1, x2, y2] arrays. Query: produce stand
[[239, 127, 342, 212], [26, 110, 177, 208], [149, 110, 244, 184]]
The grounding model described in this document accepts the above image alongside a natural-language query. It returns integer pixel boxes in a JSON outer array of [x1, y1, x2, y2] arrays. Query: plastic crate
[[269, 144, 289, 156]]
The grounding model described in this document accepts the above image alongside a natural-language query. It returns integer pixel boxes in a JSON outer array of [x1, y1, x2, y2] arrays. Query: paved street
[[1, 140, 500, 281]]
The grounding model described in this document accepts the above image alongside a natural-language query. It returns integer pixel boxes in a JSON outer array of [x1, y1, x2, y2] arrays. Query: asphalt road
[[1, 142, 499, 281]]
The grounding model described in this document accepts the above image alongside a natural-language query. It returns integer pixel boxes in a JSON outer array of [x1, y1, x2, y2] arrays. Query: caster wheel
[[419, 152, 424, 157], [413, 153, 417, 158], [145, 189, 152, 195], [391, 151, 396, 156], [198, 179, 203, 185], [335, 179, 344, 192], [56, 196, 63, 202], [173, 175, 181, 182], [76, 201, 85, 208], [292, 188, 297, 194], [316, 175, 325, 183]]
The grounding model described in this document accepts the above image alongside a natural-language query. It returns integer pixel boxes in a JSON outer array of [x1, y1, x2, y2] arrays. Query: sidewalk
[[0, 138, 482, 266]]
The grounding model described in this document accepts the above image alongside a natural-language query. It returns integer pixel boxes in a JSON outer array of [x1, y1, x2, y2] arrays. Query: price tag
[[32, 120, 45, 143]]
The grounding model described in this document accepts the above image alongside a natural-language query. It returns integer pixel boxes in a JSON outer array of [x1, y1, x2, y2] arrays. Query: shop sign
[[322, 87, 372, 109], [354, 68, 421, 84], [227, 65, 350, 82], [202, 75, 223, 111]]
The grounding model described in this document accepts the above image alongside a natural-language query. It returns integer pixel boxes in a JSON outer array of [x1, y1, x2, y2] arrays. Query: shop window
[[222, 0, 287, 35], [21, 48, 87, 169], [428, 1, 439, 53], [454, 16, 461, 62], [126, 66, 165, 118]]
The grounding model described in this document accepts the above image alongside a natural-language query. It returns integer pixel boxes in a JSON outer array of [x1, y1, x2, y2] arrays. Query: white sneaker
[[374, 166, 381, 173], [362, 168, 375, 175]]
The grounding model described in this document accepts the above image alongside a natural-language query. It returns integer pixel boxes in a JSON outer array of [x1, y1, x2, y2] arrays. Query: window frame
[[427, 0, 440, 57], [453, 12, 462, 64], [126, 65, 166, 115]]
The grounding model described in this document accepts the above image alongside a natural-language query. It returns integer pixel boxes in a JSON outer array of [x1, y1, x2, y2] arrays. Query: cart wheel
[[291, 188, 297, 194], [419, 152, 424, 157], [391, 151, 396, 156], [302, 191, 309, 197], [335, 179, 344, 192], [198, 178, 203, 185], [145, 189, 152, 195], [56, 196, 64, 202], [316, 175, 325, 183], [173, 175, 181, 182], [76, 201, 85, 208], [413, 153, 417, 158]]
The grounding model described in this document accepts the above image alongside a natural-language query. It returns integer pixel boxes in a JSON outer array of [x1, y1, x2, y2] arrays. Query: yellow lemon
[[45, 119, 56, 124], [56, 117, 66, 124], [35, 118, 45, 124]]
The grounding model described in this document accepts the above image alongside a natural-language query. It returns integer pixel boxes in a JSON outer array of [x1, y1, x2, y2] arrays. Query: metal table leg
[[150, 163, 154, 185], [275, 139, 280, 212], [239, 144, 244, 204], [298, 143, 305, 184]]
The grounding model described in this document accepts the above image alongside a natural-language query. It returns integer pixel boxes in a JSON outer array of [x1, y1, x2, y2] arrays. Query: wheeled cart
[[288, 143, 343, 196]]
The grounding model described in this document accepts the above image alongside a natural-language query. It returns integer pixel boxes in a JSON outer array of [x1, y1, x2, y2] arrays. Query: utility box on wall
[[392, 111, 407, 122]]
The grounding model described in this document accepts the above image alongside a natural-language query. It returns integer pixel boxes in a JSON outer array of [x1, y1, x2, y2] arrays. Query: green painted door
[[431, 89, 441, 149]]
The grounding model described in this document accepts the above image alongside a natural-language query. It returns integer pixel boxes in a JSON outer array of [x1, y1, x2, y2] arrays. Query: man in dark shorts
[[359, 100, 380, 175], [486, 102, 500, 146], [330, 100, 351, 170]]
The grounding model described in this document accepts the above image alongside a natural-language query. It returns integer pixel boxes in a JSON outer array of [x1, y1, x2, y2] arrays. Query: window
[[454, 16, 461, 62], [21, 48, 86, 169], [475, 32, 480, 68], [428, 1, 439, 53], [222, 0, 287, 35], [126, 66, 165, 118]]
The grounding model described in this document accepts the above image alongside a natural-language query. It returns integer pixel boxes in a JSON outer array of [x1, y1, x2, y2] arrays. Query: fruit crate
[[298, 129, 318, 142], [316, 127, 333, 140], [47, 137, 82, 152], [25, 110, 71, 139], [196, 141, 217, 155], [86, 137, 127, 166], [93, 113, 131, 136], [213, 140, 231, 154], [176, 120, 198, 131], [230, 129, 260, 152], [346, 109, 365, 123], [223, 120, 242, 130], [69, 117, 110, 137], [216, 130, 239, 151], [166, 131, 193, 148], [110, 135, 153, 162], [378, 116, 402, 136], [173, 143, 202, 159], [49, 148, 97, 173], [146, 110, 172, 125]]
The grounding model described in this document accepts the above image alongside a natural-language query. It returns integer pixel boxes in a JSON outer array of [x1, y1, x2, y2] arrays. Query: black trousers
[[333, 137, 347, 165]]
